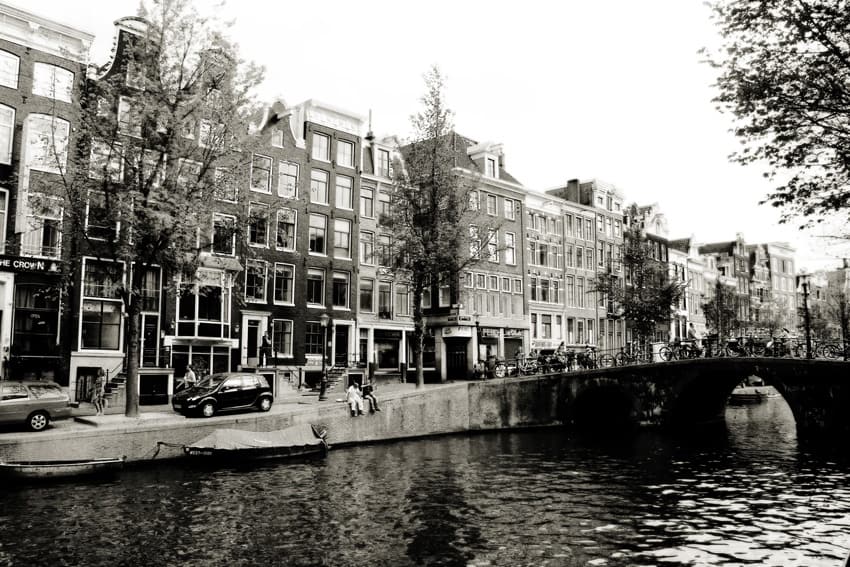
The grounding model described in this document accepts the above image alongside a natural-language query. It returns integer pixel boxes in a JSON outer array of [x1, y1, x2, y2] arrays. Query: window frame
[[273, 263, 295, 305], [0, 50, 20, 89], [336, 139, 355, 168], [311, 132, 330, 162], [250, 154, 273, 194]]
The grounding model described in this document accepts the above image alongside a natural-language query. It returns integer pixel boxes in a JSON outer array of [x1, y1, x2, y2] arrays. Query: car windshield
[[195, 374, 226, 389]]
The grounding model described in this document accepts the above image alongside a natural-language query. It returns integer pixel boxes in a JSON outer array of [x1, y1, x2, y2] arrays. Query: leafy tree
[[750, 296, 788, 337], [389, 67, 493, 387], [702, 280, 741, 338], [826, 289, 850, 357], [706, 0, 850, 226], [593, 217, 685, 346], [34, 0, 263, 416]]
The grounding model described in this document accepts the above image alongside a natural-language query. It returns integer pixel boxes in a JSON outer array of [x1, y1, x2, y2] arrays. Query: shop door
[[334, 325, 349, 366], [445, 338, 468, 379]]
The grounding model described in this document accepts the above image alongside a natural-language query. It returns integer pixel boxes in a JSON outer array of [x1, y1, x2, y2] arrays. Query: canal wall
[[0, 376, 566, 464]]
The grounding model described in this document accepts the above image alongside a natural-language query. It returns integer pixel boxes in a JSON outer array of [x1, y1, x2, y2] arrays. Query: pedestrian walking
[[92, 368, 107, 416], [181, 363, 197, 391]]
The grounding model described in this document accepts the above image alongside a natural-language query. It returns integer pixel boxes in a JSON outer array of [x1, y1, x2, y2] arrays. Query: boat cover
[[188, 425, 324, 451]]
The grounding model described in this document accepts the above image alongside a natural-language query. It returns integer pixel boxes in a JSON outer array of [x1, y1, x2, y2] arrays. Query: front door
[[445, 338, 468, 379], [246, 319, 261, 366], [334, 325, 349, 366]]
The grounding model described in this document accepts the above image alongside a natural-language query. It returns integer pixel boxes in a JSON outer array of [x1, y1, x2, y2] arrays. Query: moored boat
[[182, 424, 328, 461], [0, 457, 126, 480], [729, 376, 780, 404]]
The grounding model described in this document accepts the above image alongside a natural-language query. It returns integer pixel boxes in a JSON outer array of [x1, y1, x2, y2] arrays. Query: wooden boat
[[183, 424, 328, 461], [0, 457, 126, 480], [729, 376, 780, 404]]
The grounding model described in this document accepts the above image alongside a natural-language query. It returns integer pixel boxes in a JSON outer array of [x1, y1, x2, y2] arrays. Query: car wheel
[[258, 397, 272, 412], [28, 411, 49, 432], [200, 401, 216, 418]]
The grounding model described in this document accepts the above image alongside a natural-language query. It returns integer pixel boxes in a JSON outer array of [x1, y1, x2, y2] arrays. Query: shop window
[[81, 260, 123, 350], [14, 284, 59, 356]]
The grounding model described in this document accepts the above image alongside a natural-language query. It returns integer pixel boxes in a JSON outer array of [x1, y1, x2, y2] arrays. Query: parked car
[[0, 381, 73, 431], [171, 373, 273, 418]]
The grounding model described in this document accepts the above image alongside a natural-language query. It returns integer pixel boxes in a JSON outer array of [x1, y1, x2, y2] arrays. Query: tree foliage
[[702, 280, 741, 338], [593, 218, 685, 345], [35, 0, 263, 416], [388, 66, 484, 387], [706, 0, 850, 225]]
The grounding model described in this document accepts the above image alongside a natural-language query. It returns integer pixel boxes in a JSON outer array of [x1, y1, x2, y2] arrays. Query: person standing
[[260, 332, 271, 366], [182, 364, 197, 391]]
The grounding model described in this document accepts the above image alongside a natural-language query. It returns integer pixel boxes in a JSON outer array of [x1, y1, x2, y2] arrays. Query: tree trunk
[[412, 283, 425, 389], [124, 302, 141, 418]]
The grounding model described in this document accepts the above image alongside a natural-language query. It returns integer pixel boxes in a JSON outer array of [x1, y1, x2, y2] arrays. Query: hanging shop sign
[[442, 326, 472, 338], [479, 328, 500, 339]]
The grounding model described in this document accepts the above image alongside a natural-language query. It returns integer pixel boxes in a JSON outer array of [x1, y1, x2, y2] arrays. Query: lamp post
[[318, 313, 330, 401], [801, 275, 813, 360]]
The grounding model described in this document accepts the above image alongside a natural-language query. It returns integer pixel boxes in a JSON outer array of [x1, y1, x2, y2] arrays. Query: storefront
[[503, 328, 524, 361], [477, 327, 500, 361], [374, 329, 402, 370]]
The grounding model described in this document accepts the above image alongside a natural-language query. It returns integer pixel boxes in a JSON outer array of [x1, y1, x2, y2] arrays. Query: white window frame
[[273, 263, 295, 305], [244, 260, 268, 303], [311, 132, 330, 161], [306, 268, 325, 306], [278, 161, 298, 198], [271, 318, 293, 357], [276, 208, 297, 251], [250, 154, 273, 193], [80, 258, 125, 352], [486, 194, 497, 216], [310, 169, 329, 205], [308, 213, 327, 255], [0, 104, 14, 165], [504, 198, 515, 221], [335, 174, 353, 210], [212, 213, 236, 255], [504, 232, 516, 265], [360, 278, 375, 312], [117, 96, 141, 137], [248, 203, 270, 248], [334, 218, 351, 259], [332, 271, 351, 309], [32, 63, 73, 103], [214, 167, 237, 202], [336, 139, 354, 168], [360, 230, 375, 265], [0, 50, 19, 89], [26, 114, 70, 173], [271, 129, 284, 148]]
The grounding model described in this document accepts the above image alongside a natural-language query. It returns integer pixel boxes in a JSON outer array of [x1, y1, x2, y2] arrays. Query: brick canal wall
[[0, 377, 566, 464]]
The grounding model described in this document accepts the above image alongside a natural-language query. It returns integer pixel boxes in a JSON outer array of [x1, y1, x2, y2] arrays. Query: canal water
[[2, 397, 850, 567]]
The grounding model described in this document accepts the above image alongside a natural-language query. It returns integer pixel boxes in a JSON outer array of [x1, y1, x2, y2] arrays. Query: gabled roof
[[698, 241, 736, 255], [403, 131, 523, 186]]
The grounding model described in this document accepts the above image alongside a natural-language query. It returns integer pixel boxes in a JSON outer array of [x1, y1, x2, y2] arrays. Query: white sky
[[22, 0, 850, 271]]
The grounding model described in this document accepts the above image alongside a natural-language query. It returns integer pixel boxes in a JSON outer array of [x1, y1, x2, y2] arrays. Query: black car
[[172, 373, 273, 418]]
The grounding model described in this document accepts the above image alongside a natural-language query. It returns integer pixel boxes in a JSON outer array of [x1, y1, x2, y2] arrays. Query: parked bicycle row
[[471, 336, 850, 379]]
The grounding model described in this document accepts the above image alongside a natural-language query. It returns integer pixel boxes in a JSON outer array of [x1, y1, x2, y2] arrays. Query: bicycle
[[659, 341, 702, 361], [614, 343, 651, 366]]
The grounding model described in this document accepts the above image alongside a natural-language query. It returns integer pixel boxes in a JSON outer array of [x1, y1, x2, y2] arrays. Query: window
[[504, 198, 515, 220], [377, 149, 391, 177], [614, 220, 621, 237], [212, 213, 236, 255], [395, 284, 410, 316], [305, 322, 323, 355], [505, 232, 516, 265], [486, 157, 496, 178], [359, 279, 374, 312], [245, 261, 267, 302], [177, 269, 230, 338], [486, 194, 497, 216], [271, 130, 284, 148], [88, 140, 123, 182], [438, 282, 451, 307], [360, 186, 374, 217], [422, 277, 432, 308], [488, 276, 499, 290], [502, 277, 511, 292], [276, 208, 296, 250], [14, 283, 59, 356], [360, 231, 374, 265], [565, 216, 573, 237], [537, 243, 548, 266], [577, 277, 585, 308], [309, 214, 327, 254], [306, 269, 325, 305], [125, 59, 145, 88], [176, 159, 201, 189], [199, 120, 223, 149], [469, 191, 479, 211], [81, 260, 123, 350], [597, 214, 604, 233], [214, 168, 237, 201], [469, 226, 480, 259], [487, 229, 498, 262], [576, 247, 583, 269], [272, 319, 293, 357], [513, 278, 522, 294], [531, 313, 537, 338], [377, 234, 392, 267], [26, 114, 70, 173], [337, 140, 354, 167], [312, 132, 330, 161], [251, 154, 272, 193], [585, 219, 592, 238], [566, 276, 575, 306], [0, 51, 19, 88], [32, 63, 73, 102], [334, 218, 351, 258], [378, 282, 392, 318], [310, 169, 329, 204], [377, 190, 391, 219], [273, 263, 294, 304], [335, 175, 353, 209], [332, 271, 350, 308], [248, 203, 269, 247], [278, 162, 298, 198], [21, 194, 61, 258], [117, 96, 141, 137], [476, 273, 486, 288], [542, 315, 552, 339], [0, 104, 13, 164], [565, 244, 573, 267], [86, 192, 117, 241]]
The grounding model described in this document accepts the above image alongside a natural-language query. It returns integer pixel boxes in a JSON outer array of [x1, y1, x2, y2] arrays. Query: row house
[[670, 237, 708, 337], [422, 136, 527, 378], [698, 234, 751, 325], [763, 242, 797, 330], [546, 179, 626, 351], [0, 3, 93, 383], [359, 131, 416, 380]]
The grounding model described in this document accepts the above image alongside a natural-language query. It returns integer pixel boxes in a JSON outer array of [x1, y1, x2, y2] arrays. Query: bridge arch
[[562, 358, 850, 438]]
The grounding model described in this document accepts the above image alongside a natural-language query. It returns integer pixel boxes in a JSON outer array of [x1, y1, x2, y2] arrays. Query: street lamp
[[800, 274, 813, 360], [318, 313, 330, 401]]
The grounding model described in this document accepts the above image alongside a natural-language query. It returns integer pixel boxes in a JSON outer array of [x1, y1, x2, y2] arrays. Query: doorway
[[246, 319, 261, 366], [445, 338, 468, 379], [334, 325, 349, 366]]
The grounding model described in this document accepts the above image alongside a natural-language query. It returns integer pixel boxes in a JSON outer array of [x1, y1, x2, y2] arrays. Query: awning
[[199, 255, 243, 272]]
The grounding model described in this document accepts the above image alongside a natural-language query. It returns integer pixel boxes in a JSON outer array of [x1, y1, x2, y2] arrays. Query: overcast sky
[[22, 0, 850, 271]]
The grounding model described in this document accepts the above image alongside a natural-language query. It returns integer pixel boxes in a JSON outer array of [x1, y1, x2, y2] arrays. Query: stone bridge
[[543, 358, 850, 437]]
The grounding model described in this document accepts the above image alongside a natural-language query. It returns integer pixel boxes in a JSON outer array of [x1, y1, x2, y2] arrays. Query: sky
[[21, 0, 850, 271]]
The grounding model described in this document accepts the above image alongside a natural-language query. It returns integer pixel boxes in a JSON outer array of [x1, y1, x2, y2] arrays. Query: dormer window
[[485, 157, 496, 178]]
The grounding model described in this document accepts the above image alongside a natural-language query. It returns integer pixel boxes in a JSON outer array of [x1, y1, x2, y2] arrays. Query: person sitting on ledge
[[346, 381, 364, 417], [361, 379, 380, 413]]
